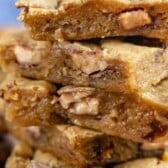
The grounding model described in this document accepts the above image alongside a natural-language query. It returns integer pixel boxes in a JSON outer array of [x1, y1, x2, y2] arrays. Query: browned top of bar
[[16, 0, 168, 10]]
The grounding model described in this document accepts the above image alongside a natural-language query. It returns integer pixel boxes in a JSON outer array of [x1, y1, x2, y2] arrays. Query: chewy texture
[[2, 76, 168, 142], [5, 143, 78, 168], [114, 158, 168, 168], [8, 124, 139, 167], [1, 30, 168, 102], [16, 0, 168, 41]]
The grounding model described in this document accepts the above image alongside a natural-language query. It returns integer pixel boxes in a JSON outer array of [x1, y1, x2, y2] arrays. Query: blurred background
[[0, 1, 21, 26]]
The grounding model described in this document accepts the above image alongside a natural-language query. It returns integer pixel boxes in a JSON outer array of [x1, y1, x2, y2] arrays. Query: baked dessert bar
[[114, 158, 168, 168], [6, 147, 168, 168], [8, 124, 139, 167], [5, 143, 79, 168], [16, 0, 168, 41], [0, 30, 168, 95], [2, 76, 168, 142], [5, 139, 168, 168]]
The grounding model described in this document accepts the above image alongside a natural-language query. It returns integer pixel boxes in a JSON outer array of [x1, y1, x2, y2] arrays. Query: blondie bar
[[2, 76, 168, 142], [16, 0, 168, 41], [0, 30, 168, 95], [8, 124, 139, 167], [5, 141, 168, 168]]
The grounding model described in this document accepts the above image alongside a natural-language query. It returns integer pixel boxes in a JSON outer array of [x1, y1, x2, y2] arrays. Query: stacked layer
[[1, 0, 168, 167], [7, 143, 168, 168], [16, 0, 168, 41]]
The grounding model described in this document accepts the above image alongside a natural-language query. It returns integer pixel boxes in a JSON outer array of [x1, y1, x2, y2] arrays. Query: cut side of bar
[[8, 124, 142, 167], [2, 76, 168, 142], [16, 0, 168, 41], [1, 30, 168, 101]]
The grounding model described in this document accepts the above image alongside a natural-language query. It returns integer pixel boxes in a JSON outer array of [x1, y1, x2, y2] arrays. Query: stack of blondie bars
[[1, 0, 168, 167]]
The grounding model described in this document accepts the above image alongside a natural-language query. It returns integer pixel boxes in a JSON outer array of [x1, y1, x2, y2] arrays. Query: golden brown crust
[[16, 0, 168, 40]]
